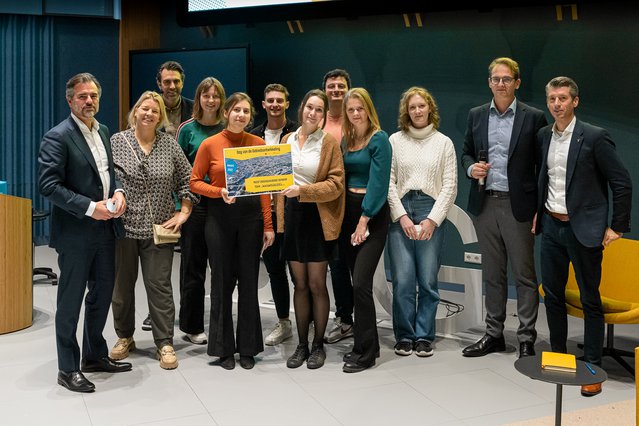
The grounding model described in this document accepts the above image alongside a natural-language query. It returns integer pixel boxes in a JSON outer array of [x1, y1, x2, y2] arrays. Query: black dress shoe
[[81, 357, 132, 373], [462, 334, 506, 357], [58, 371, 95, 393], [343, 350, 380, 362], [519, 342, 535, 358], [342, 360, 375, 373]]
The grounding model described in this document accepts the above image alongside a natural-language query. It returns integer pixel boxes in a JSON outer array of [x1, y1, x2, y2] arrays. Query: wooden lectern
[[0, 194, 32, 334]]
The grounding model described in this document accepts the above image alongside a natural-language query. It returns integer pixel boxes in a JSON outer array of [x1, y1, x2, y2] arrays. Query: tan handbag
[[152, 224, 180, 245]]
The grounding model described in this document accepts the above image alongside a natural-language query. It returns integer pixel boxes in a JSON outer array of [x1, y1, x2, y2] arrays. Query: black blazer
[[461, 100, 547, 222], [535, 119, 632, 247], [38, 116, 123, 249]]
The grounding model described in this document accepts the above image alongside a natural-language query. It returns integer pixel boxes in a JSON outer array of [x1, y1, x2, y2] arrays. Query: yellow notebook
[[541, 351, 577, 372]]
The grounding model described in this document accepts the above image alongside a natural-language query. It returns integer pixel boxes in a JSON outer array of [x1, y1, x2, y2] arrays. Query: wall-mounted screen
[[176, 0, 423, 26], [129, 46, 249, 107]]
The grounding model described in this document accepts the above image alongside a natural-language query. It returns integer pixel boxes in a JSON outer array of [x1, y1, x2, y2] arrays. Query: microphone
[[478, 150, 487, 187]]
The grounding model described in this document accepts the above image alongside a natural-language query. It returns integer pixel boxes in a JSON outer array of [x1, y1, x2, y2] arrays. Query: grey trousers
[[112, 237, 176, 349], [473, 195, 538, 343]]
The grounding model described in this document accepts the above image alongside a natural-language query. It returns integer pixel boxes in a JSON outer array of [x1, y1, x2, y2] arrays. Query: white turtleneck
[[387, 124, 458, 225]]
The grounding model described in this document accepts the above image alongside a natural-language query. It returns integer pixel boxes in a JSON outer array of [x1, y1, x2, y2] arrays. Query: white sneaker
[[264, 319, 293, 346], [324, 317, 354, 343], [185, 332, 207, 345]]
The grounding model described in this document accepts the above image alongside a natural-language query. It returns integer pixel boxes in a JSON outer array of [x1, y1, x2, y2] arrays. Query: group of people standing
[[39, 57, 631, 398]]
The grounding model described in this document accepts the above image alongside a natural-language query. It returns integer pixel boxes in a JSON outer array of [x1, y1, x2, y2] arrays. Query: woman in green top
[[340, 88, 392, 373], [175, 77, 226, 345]]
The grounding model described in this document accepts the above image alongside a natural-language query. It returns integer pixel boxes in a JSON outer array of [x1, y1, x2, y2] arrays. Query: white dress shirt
[[545, 116, 577, 214], [70, 113, 110, 216]]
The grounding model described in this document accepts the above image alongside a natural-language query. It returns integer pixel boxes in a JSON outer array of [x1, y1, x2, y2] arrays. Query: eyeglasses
[[489, 76, 515, 85]]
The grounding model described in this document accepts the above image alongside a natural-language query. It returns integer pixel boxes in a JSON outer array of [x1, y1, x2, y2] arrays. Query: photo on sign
[[224, 144, 294, 197]]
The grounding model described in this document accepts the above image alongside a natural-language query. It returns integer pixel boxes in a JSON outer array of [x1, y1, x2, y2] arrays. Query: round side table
[[514, 354, 607, 426]]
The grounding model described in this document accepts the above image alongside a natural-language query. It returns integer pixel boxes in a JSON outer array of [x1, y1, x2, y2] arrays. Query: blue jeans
[[387, 191, 446, 343]]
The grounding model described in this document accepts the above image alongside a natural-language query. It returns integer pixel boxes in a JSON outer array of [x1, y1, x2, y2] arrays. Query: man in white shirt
[[250, 83, 297, 346], [38, 73, 131, 393], [534, 76, 632, 397]]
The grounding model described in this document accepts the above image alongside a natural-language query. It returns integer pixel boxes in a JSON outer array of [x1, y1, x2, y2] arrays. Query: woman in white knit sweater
[[387, 87, 457, 357]]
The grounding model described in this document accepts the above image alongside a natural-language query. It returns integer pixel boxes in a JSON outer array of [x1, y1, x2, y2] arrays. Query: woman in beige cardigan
[[276, 89, 345, 369]]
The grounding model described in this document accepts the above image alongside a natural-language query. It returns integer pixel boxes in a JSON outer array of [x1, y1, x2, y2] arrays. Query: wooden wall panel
[[118, 0, 161, 130]]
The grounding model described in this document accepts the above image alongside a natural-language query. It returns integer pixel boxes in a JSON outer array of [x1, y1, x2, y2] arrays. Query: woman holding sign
[[190, 92, 275, 370], [276, 89, 345, 369]]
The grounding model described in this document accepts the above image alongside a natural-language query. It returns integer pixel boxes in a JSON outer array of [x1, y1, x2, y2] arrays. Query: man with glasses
[[461, 57, 547, 358]]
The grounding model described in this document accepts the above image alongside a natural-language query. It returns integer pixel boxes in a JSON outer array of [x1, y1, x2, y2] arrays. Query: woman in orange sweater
[[190, 92, 275, 370]]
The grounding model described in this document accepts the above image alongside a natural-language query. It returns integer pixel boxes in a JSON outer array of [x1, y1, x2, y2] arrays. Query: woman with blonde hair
[[340, 88, 392, 373], [387, 86, 457, 358], [109, 91, 198, 370]]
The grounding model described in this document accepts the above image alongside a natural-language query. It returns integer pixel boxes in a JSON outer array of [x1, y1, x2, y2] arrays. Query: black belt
[[485, 189, 509, 197]]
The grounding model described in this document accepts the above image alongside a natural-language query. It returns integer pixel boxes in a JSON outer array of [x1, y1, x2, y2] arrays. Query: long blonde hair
[[342, 88, 381, 150]]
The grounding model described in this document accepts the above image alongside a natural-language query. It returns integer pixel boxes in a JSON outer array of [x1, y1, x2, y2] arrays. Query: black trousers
[[328, 256, 353, 325], [179, 197, 209, 334], [206, 197, 264, 357], [55, 221, 115, 372], [341, 191, 390, 367], [261, 211, 291, 319]]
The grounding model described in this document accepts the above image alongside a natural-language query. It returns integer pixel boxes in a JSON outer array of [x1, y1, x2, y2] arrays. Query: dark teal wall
[[158, 3, 638, 270], [53, 16, 119, 131]]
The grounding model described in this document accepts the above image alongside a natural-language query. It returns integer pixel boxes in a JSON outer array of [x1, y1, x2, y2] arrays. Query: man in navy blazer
[[534, 76, 632, 397], [461, 57, 547, 358], [38, 73, 132, 393]]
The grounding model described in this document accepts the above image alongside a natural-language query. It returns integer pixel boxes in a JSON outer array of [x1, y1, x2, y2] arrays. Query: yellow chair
[[539, 238, 639, 376]]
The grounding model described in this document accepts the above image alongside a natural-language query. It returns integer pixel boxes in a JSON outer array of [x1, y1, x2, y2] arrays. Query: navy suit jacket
[[461, 100, 547, 222], [38, 115, 122, 250], [535, 119, 632, 247]]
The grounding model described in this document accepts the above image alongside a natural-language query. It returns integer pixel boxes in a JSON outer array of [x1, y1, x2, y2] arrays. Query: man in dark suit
[[534, 76, 632, 397], [38, 73, 132, 393], [461, 57, 547, 358]]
